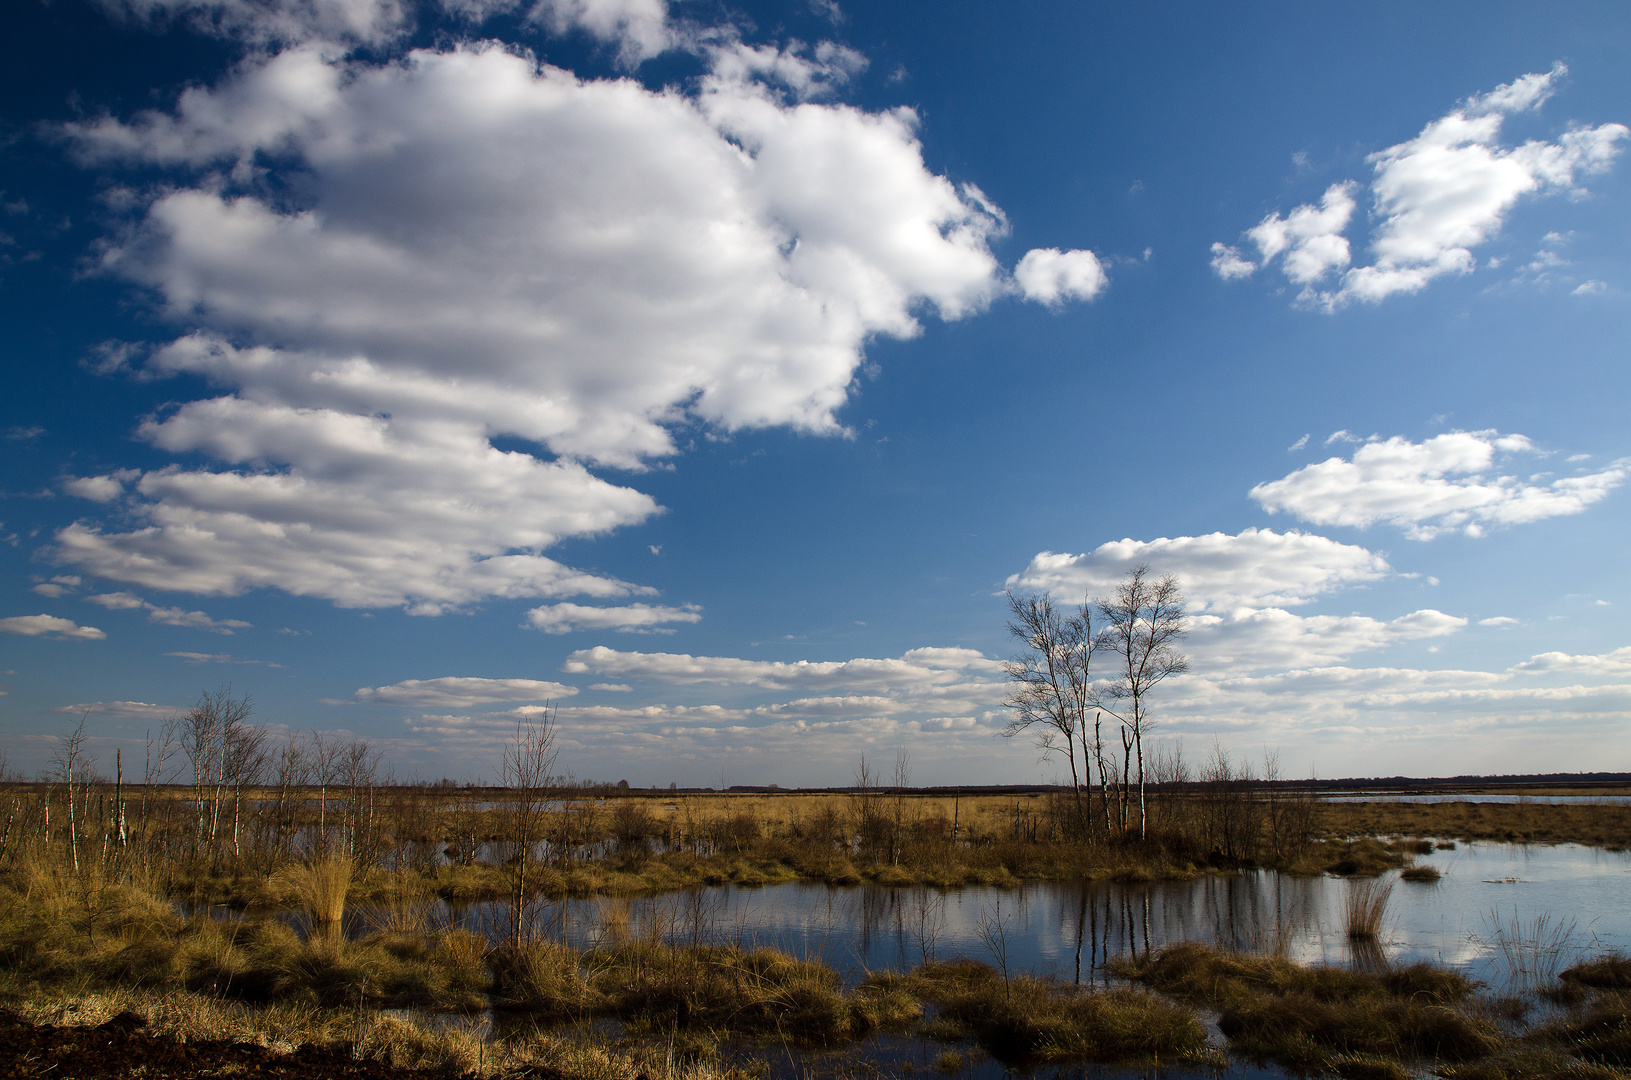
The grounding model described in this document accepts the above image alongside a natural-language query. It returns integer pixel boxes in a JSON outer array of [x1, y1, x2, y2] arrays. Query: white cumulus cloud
[[1250, 430, 1629, 539]]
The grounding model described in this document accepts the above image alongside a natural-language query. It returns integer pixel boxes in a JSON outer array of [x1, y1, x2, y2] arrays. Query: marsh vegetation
[[4, 703, 1631, 1078]]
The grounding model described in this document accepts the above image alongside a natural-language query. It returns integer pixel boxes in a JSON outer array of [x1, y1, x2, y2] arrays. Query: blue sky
[[3, 0, 1630, 785]]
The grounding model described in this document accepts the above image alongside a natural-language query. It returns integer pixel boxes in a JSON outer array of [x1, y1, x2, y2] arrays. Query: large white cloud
[[1006, 528, 1390, 612], [54, 39, 1085, 611], [1213, 65, 1628, 309], [1250, 431, 1629, 539]]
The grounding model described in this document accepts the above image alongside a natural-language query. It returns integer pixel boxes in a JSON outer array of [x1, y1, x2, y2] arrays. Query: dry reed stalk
[[1483, 907, 1578, 990]]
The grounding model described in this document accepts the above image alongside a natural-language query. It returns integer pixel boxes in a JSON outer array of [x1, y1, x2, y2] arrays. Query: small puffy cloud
[[1574, 280, 1607, 296], [1217, 65, 1628, 310], [1014, 248, 1107, 306], [53, 700, 177, 719], [562, 644, 997, 693], [0, 615, 106, 640], [703, 38, 868, 101], [144, 606, 252, 633], [93, 0, 412, 48], [1479, 616, 1519, 627], [588, 682, 632, 692], [351, 676, 579, 708], [63, 472, 137, 502], [1190, 607, 1466, 671], [1006, 528, 1390, 612], [529, 0, 673, 67], [1209, 242, 1257, 280], [86, 592, 148, 610], [526, 602, 702, 634], [5, 425, 44, 441], [1250, 430, 1629, 539], [83, 590, 249, 633], [1509, 645, 1631, 677], [1216, 182, 1355, 286]]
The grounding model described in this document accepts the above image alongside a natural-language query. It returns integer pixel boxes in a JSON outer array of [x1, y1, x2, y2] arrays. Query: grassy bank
[[1115, 942, 1631, 1079]]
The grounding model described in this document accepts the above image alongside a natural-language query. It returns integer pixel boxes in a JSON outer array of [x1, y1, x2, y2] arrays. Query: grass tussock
[[1538, 991, 1631, 1069], [1114, 943, 1499, 1072], [1345, 876, 1394, 940], [1400, 863, 1443, 883], [887, 957, 1214, 1066], [291, 856, 353, 928], [588, 940, 857, 1045], [490, 938, 601, 1016], [1563, 956, 1631, 992]]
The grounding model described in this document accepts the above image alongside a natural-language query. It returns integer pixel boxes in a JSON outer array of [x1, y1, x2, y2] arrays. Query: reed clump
[[1400, 863, 1442, 883]]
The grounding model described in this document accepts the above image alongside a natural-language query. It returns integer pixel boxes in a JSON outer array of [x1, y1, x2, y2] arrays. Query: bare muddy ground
[[0, 1011, 462, 1080]]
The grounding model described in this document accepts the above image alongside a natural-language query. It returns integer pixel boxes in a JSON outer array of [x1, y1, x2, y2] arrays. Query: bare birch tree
[[1097, 565, 1189, 840], [500, 706, 558, 943], [1001, 592, 1098, 836]]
